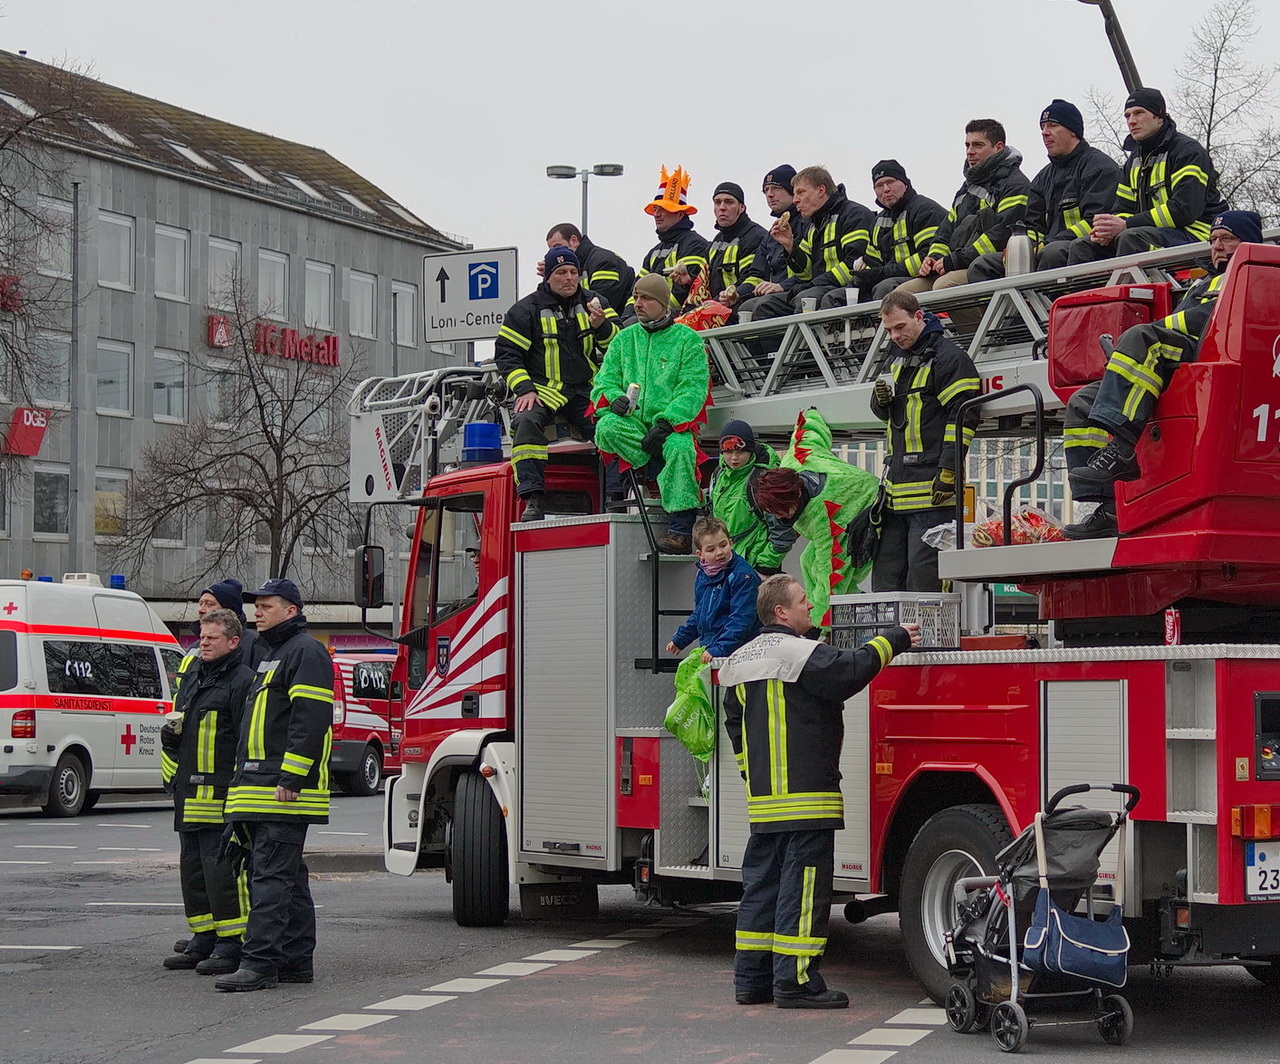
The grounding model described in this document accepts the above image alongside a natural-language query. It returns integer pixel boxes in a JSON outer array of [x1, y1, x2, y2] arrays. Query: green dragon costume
[[710, 441, 789, 573]]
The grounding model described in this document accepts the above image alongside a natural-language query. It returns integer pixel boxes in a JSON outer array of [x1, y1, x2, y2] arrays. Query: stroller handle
[[1046, 782, 1141, 815]]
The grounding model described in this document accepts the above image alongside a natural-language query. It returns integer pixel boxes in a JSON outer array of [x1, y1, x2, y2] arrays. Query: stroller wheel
[[945, 982, 979, 1033], [990, 1001, 1028, 1053], [1097, 993, 1133, 1045]]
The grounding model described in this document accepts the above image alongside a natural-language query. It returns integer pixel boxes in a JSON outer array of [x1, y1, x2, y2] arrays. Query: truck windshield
[[409, 492, 484, 632]]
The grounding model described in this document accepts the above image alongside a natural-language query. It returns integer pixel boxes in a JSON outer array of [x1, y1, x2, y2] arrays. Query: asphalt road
[[2, 797, 1278, 1064]]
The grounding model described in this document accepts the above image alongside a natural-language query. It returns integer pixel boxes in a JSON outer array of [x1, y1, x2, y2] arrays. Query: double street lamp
[[546, 163, 624, 237]]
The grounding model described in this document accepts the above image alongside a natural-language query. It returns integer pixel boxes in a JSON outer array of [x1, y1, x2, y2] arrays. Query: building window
[[35, 196, 72, 278], [154, 509, 184, 545], [206, 360, 237, 426], [281, 174, 326, 201], [223, 157, 271, 185], [305, 260, 334, 331], [155, 225, 189, 301], [34, 331, 71, 406], [258, 249, 289, 321], [153, 351, 186, 423], [94, 472, 129, 538], [208, 237, 241, 309], [350, 271, 376, 339], [97, 211, 134, 291], [96, 339, 132, 415], [33, 467, 70, 536], [166, 142, 216, 171], [393, 282, 417, 347]]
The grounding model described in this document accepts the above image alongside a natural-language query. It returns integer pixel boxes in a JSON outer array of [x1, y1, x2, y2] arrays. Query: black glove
[[641, 419, 674, 457], [610, 395, 632, 416], [757, 566, 782, 577], [873, 379, 893, 408], [159, 720, 180, 755], [931, 468, 957, 507], [217, 823, 251, 877]]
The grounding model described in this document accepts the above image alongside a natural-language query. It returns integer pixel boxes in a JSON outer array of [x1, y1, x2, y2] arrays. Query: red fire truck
[[351, 239, 1280, 1001]]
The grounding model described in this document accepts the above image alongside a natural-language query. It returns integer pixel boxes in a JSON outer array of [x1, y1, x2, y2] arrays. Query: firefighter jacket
[[759, 205, 808, 286], [861, 187, 948, 286], [161, 647, 255, 830], [785, 185, 874, 289], [709, 443, 794, 573], [1161, 264, 1226, 340], [575, 236, 635, 316], [719, 623, 912, 832], [1112, 119, 1226, 241], [225, 614, 334, 824], [870, 314, 981, 513], [929, 147, 1032, 271], [707, 213, 771, 302], [495, 282, 619, 410], [671, 551, 762, 658], [630, 216, 710, 311], [1027, 139, 1121, 245]]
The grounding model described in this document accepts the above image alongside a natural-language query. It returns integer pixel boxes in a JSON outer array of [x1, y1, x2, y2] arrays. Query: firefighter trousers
[[1087, 322, 1198, 445], [1063, 380, 1112, 502], [510, 392, 596, 497], [734, 828, 835, 998], [240, 821, 315, 975], [178, 826, 249, 945], [871, 507, 950, 592], [1066, 225, 1197, 265]]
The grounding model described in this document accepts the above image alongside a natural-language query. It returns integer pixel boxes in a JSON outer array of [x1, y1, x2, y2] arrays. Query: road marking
[[476, 961, 556, 976], [423, 977, 508, 993], [95, 823, 151, 828], [86, 901, 184, 907], [298, 1013, 395, 1031], [0, 861, 50, 865], [227, 1034, 332, 1054], [849, 1029, 933, 1046], [73, 861, 127, 865], [523, 948, 599, 962], [810, 1052, 896, 1064], [96, 847, 162, 852], [569, 938, 633, 948], [14, 844, 77, 849], [181, 1059, 263, 1064], [885, 1007, 947, 1025], [364, 994, 456, 1010], [0, 944, 82, 951], [315, 831, 368, 836]]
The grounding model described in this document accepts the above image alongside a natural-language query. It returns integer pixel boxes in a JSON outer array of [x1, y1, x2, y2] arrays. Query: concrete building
[[0, 51, 464, 642]]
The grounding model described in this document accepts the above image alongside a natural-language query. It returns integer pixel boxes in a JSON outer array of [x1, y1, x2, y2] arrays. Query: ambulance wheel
[[451, 771, 509, 927], [42, 752, 87, 818], [341, 745, 382, 797], [1097, 993, 1133, 1045], [945, 981, 979, 1033], [991, 1001, 1028, 1053], [900, 804, 1012, 1004]]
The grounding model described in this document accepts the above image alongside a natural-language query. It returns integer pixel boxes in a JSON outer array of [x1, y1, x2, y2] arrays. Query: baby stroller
[[943, 782, 1140, 1053]]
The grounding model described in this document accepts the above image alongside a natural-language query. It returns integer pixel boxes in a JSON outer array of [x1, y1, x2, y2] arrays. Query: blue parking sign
[[469, 261, 500, 300]]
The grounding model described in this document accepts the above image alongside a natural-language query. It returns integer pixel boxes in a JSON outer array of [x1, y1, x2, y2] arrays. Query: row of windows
[[36, 197, 419, 343]]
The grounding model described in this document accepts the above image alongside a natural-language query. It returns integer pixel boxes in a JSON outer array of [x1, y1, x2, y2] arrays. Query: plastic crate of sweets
[[828, 592, 962, 651]]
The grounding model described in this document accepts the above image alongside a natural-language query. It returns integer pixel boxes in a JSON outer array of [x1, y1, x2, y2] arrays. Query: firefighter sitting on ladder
[[495, 244, 620, 522]]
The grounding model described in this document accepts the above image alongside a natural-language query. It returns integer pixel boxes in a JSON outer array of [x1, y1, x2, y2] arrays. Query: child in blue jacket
[[666, 516, 762, 663]]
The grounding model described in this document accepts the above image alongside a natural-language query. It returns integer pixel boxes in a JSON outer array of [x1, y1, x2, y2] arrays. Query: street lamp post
[[1071, 0, 1143, 92], [546, 163, 624, 236]]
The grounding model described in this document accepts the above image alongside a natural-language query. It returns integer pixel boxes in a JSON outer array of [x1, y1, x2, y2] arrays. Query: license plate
[[1246, 840, 1280, 899]]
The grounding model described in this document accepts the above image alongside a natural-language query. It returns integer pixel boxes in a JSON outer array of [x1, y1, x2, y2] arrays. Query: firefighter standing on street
[[216, 579, 334, 992], [495, 245, 619, 522], [161, 608, 256, 975], [719, 575, 919, 1008]]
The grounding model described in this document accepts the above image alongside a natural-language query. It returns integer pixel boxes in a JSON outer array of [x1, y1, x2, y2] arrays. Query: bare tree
[[104, 275, 369, 591]]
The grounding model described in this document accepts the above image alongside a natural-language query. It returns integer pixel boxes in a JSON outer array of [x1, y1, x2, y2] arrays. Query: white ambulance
[[0, 577, 182, 816]]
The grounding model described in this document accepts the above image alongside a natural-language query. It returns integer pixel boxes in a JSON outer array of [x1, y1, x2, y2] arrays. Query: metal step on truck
[[349, 235, 1280, 1001]]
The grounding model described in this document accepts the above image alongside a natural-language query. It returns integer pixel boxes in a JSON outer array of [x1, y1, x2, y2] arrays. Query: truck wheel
[[42, 752, 88, 818], [900, 804, 1012, 1004], [451, 771, 509, 927], [342, 745, 382, 797]]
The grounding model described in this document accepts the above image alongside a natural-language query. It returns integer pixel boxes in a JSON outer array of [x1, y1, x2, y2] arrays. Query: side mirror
[[354, 545, 386, 609]]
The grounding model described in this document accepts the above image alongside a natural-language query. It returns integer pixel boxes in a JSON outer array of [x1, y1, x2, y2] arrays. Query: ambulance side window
[[102, 644, 163, 700], [160, 648, 185, 696], [45, 640, 103, 695], [0, 631, 16, 692], [44, 640, 163, 699]]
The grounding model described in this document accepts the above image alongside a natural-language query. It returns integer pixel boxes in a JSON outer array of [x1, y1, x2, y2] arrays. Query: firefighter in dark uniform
[[160, 608, 256, 975], [871, 290, 981, 591], [215, 578, 334, 992], [719, 575, 919, 1008], [173, 578, 261, 691], [850, 159, 948, 302], [543, 222, 635, 316], [495, 244, 619, 522], [626, 164, 709, 318], [1062, 210, 1261, 539], [704, 181, 772, 315]]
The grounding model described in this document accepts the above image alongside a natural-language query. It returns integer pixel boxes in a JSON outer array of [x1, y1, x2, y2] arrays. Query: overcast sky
[[3, 0, 1277, 304]]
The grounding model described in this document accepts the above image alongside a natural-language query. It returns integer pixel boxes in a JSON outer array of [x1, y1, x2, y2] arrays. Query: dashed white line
[[96, 847, 162, 852], [0, 944, 82, 951], [423, 976, 509, 993], [85, 901, 184, 907], [476, 961, 556, 977], [14, 844, 76, 849], [884, 1007, 947, 1025], [364, 994, 456, 1010], [569, 938, 633, 948], [315, 830, 368, 836], [94, 823, 152, 828], [181, 1059, 263, 1064], [809, 1051, 896, 1064], [0, 860, 50, 865], [524, 948, 598, 961], [298, 1013, 394, 1032], [849, 1028, 933, 1047], [227, 1034, 332, 1054], [73, 861, 127, 865]]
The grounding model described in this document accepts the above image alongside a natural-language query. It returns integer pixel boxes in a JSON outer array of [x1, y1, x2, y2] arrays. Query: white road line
[[364, 994, 456, 1011], [297, 1013, 394, 1032], [73, 861, 127, 865], [85, 901, 184, 907], [810, 1051, 896, 1064], [14, 844, 77, 849], [96, 847, 162, 852], [181, 1059, 263, 1064], [95, 823, 151, 828], [315, 831, 368, 836], [884, 1007, 947, 1026], [0, 861, 50, 865], [569, 938, 633, 948], [423, 977, 508, 993], [475, 961, 556, 977], [0, 944, 82, 951], [227, 1034, 332, 1054], [523, 948, 598, 962], [849, 1029, 933, 1047]]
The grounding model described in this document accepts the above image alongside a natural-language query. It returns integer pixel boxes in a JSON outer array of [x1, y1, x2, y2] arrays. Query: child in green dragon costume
[[708, 420, 794, 575]]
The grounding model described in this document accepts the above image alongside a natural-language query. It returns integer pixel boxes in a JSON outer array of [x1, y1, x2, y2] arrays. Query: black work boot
[[196, 940, 242, 976], [215, 966, 278, 992], [656, 532, 692, 555], [735, 987, 773, 1005], [1062, 501, 1118, 540], [775, 987, 850, 1009], [163, 948, 210, 970], [520, 492, 546, 522], [1073, 440, 1140, 486]]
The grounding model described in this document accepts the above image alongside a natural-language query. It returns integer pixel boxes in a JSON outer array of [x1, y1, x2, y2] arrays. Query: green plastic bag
[[664, 649, 714, 763]]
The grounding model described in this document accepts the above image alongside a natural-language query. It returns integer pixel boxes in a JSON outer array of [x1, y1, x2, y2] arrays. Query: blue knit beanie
[[1040, 99, 1084, 140], [202, 578, 246, 620], [1211, 210, 1264, 244], [543, 245, 579, 276]]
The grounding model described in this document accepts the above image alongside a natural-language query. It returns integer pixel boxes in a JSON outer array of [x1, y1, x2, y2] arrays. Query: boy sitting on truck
[[665, 516, 762, 664]]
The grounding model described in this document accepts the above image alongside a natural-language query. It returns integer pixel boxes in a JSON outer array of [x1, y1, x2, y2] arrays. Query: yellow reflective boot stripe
[[214, 913, 248, 937], [736, 929, 775, 951], [187, 912, 216, 933], [1064, 425, 1110, 450]]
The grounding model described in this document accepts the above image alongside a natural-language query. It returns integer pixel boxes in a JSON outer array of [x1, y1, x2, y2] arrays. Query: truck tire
[[42, 752, 88, 818], [451, 771, 509, 927], [340, 745, 382, 797], [900, 803, 1012, 1004]]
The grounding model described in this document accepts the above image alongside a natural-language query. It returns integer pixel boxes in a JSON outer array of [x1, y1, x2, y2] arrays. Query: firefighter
[[541, 222, 635, 316], [704, 181, 772, 316], [719, 575, 920, 1008], [160, 609, 256, 975], [968, 100, 1121, 281], [1067, 87, 1226, 265], [495, 244, 619, 522], [849, 159, 948, 302], [626, 164, 709, 318], [216, 578, 333, 992], [897, 118, 1031, 293], [1062, 210, 1262, 539], [174, 578, 260, 690], [870, 290, 981, 591], [591, 272, 710, 554]]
